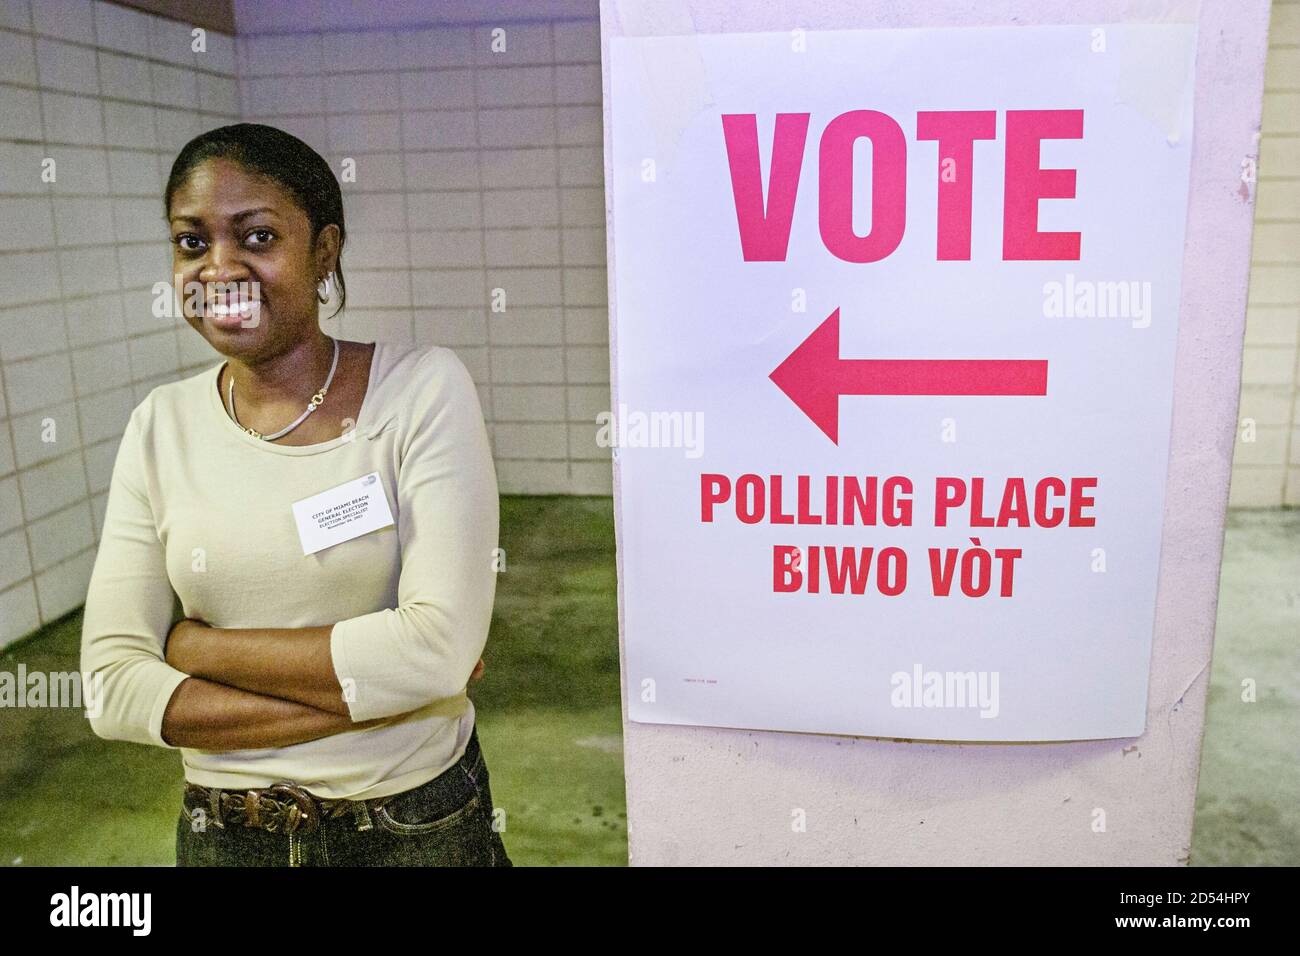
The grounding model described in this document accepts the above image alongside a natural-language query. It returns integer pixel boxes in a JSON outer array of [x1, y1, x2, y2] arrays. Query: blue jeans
[[175, 726, 512, 866]]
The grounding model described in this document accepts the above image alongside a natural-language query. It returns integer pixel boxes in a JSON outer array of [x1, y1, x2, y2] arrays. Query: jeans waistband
[[181, 725, 482, 834]]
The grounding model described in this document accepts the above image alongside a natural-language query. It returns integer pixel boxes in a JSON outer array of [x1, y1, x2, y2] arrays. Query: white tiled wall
[[0, 0, 238, 647], [1232, 0, 1300, 507], [232, 4, 611, 501], [0, 0, 612, 647], [1, 0, 1295, 647]]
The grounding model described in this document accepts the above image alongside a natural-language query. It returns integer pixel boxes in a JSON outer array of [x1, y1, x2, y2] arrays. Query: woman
[[78, 123, 511, 867]]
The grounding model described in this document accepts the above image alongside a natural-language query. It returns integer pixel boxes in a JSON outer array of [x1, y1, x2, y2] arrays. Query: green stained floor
[[1188, 509, 1300, 866], [1, 499, 1295, 865], [0, 496, 625, 867]]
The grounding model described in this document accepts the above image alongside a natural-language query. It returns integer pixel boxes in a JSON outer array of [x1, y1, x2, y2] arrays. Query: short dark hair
[[164, 123, 347, 318]]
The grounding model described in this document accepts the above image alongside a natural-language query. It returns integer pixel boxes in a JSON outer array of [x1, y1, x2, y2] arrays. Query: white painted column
[[601, 0, 1272, 865]]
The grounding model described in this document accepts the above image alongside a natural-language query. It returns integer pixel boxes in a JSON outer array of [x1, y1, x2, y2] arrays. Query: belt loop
[[353, 801, 373, 832], [244, 791, 262, 828]]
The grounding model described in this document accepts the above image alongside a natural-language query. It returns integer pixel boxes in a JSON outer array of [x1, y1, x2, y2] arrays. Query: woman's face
[[167, 157, 337, 358]]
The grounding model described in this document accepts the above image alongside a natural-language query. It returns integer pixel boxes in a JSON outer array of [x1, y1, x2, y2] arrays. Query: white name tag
[[291, 471, 395, 556]]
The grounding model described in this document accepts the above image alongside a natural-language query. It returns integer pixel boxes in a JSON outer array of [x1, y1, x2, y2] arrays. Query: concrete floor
[[0, 500, 1294, 865], [0, 497, 627, 866], [1188, 509, 1299, 866]]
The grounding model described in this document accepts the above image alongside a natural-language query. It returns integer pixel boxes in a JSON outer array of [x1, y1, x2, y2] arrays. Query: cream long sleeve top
[[78, 340, 500, 800]]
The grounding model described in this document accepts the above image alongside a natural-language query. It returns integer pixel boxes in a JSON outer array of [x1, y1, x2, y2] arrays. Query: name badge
[[292, 471, 395, 556]]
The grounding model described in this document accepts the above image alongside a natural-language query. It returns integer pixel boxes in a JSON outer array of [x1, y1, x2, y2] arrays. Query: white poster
[[608, 24, 1197, 740]]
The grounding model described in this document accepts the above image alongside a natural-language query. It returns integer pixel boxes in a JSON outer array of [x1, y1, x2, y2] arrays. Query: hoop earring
[[317, 271, 335, 304]]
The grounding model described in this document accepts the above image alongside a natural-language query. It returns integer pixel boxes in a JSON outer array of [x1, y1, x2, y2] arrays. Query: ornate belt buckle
[[267, 781, 319, 834]]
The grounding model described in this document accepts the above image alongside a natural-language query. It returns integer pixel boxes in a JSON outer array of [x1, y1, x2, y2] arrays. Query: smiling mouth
[[204, 299, 261, 320]]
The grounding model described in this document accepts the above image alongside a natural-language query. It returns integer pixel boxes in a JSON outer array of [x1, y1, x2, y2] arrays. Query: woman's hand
[[470, 657, 485, 683]]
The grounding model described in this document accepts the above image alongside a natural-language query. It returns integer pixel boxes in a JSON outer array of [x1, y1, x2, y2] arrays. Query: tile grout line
[[471, 32, 496, 451], [389, 26, 419, 358], [8, 16, 66, 629], [550, 22, 572, 489]]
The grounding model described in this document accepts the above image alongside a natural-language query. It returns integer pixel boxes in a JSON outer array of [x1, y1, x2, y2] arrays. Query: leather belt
[[184, 780, 389, 835]]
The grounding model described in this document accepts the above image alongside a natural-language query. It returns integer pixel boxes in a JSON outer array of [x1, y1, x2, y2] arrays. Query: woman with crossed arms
[[81, 123, 511, 867]]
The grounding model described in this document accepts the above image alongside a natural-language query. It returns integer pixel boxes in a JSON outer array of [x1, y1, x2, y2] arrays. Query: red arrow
[[769, 308, 1048, 443]]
